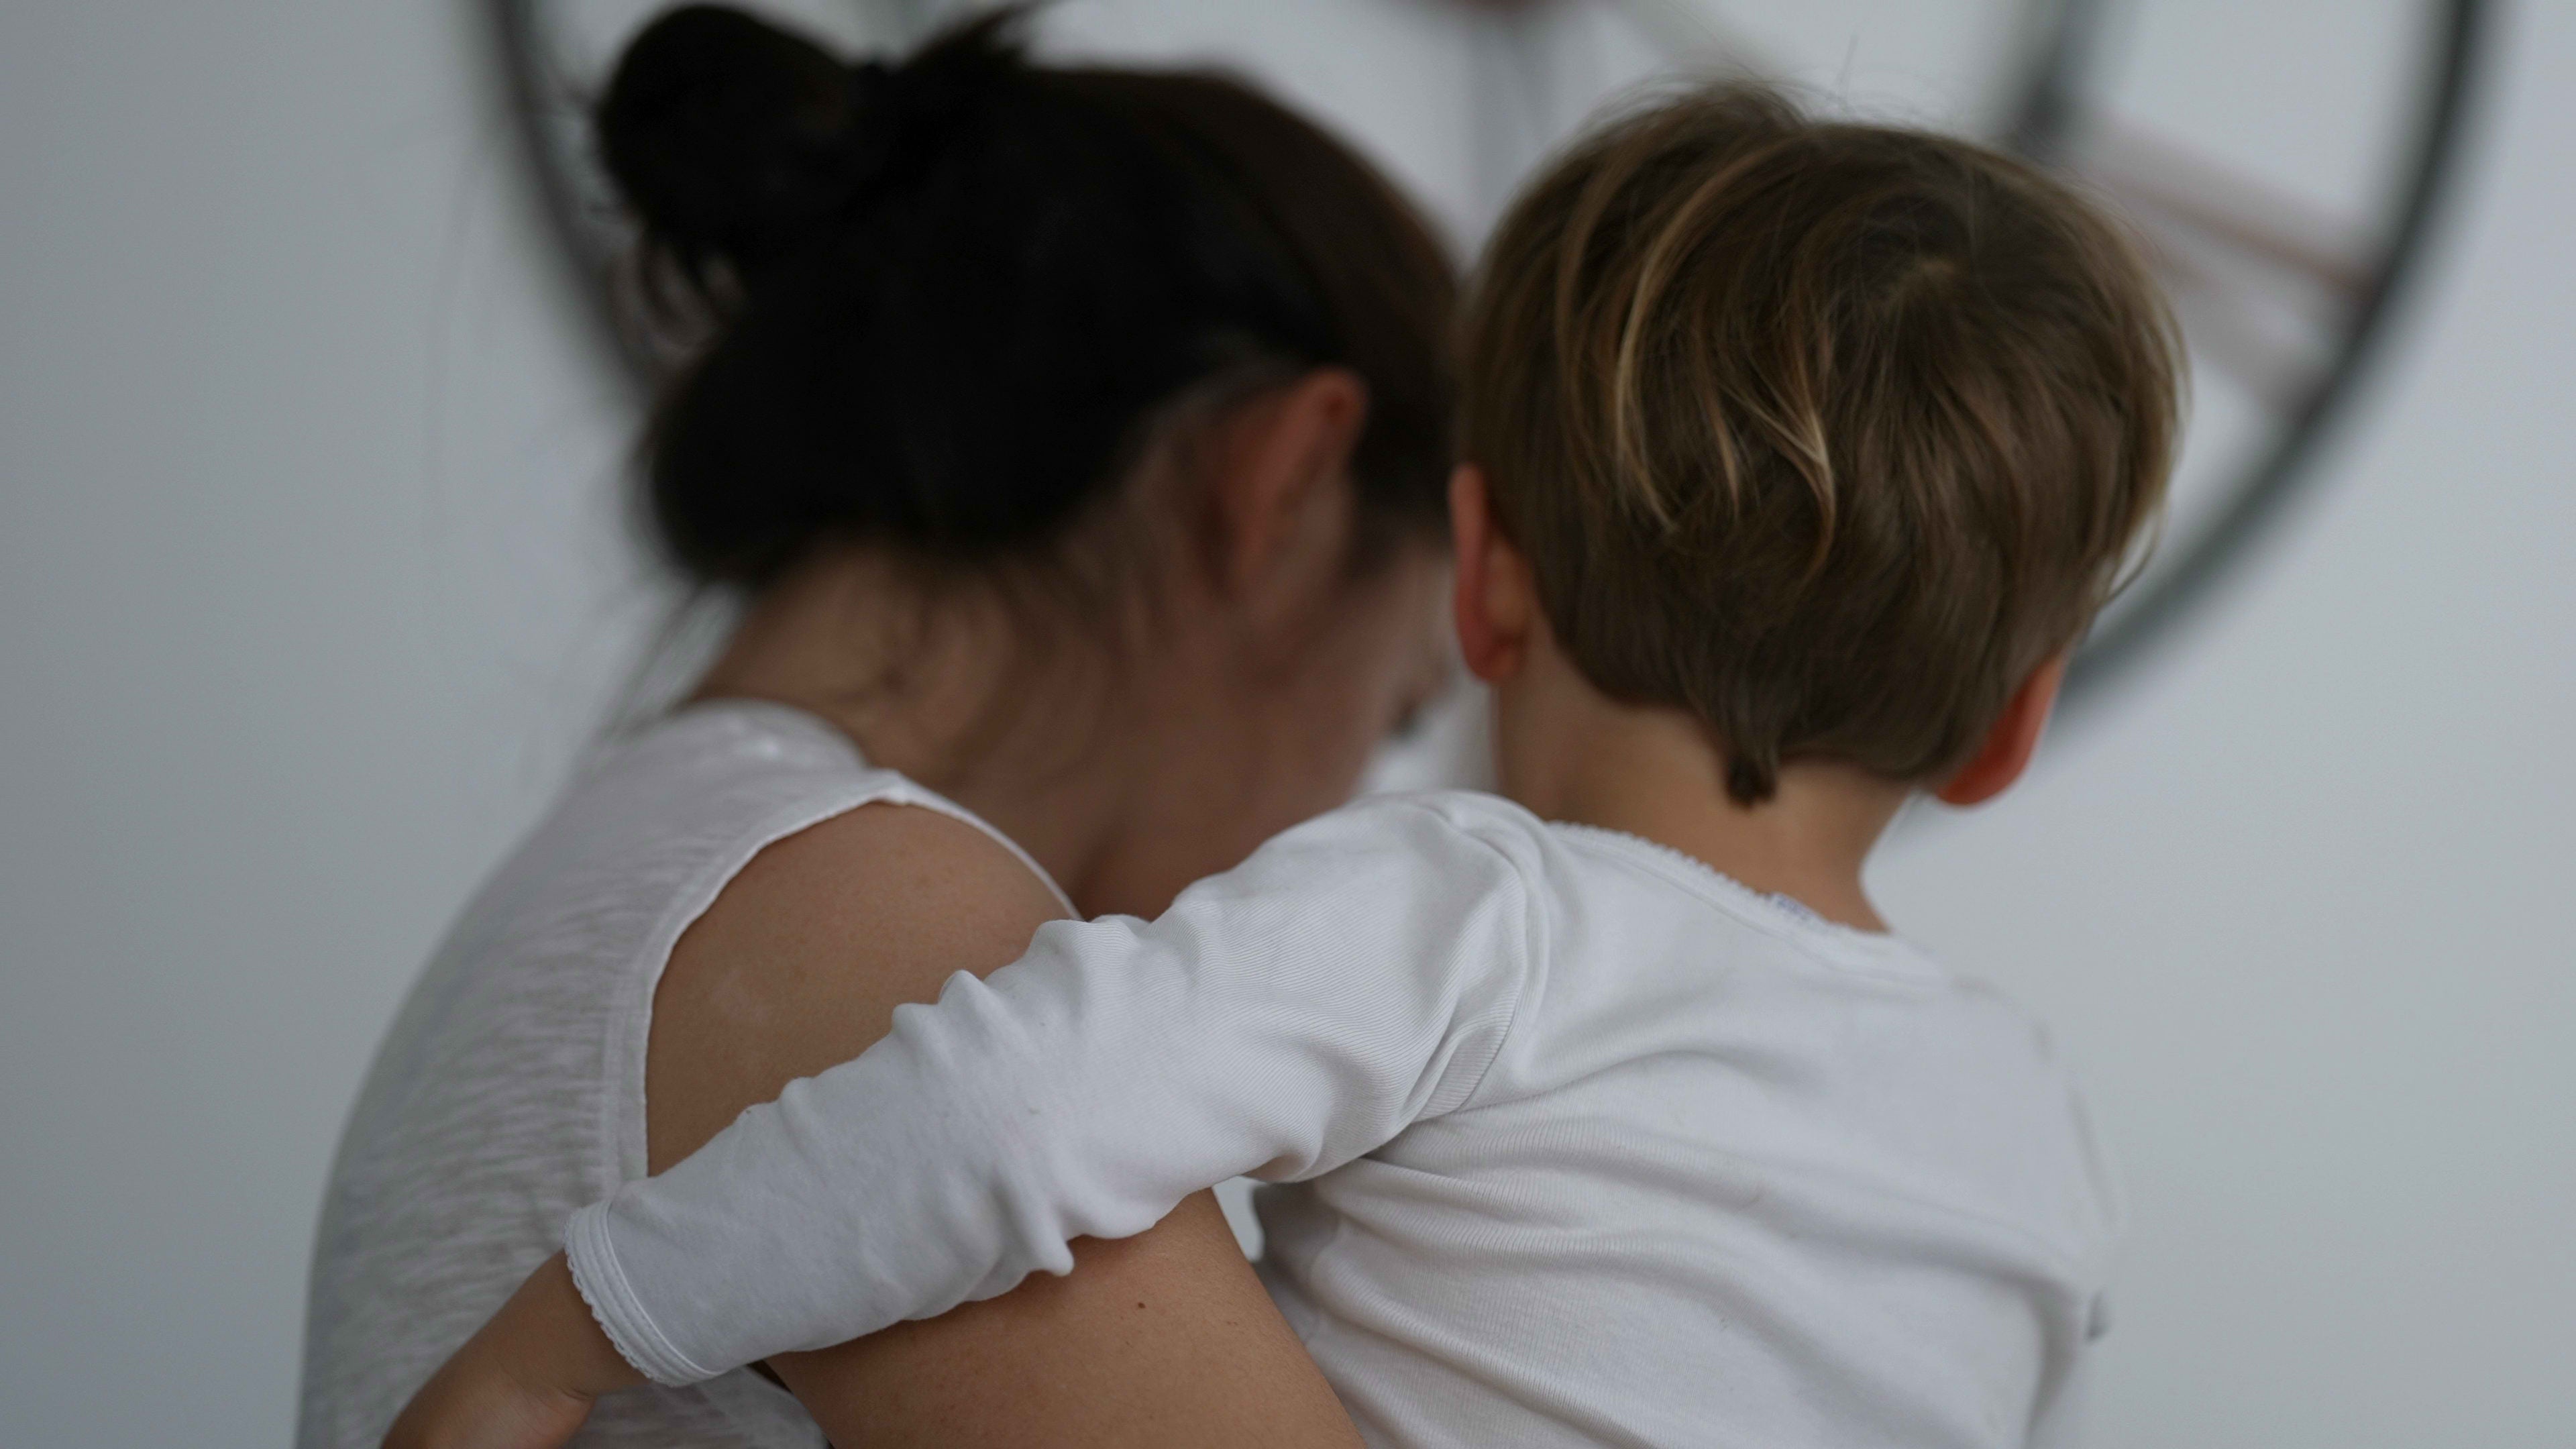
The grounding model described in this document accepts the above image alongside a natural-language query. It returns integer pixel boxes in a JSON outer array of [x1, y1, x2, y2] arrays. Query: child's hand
[[382, 1252, 645, 1449]]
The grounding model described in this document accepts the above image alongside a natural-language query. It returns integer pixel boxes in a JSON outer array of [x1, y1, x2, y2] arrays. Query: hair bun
[[597, 5, 874, 278]]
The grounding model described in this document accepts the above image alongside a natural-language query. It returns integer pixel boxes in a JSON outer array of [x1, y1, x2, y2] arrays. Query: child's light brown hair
[[1465, 85, 2181, 804]]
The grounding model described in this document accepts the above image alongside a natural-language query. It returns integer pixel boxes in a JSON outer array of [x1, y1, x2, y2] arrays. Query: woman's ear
[[1210, 368, 1368, 608], [1935, 655, 2070, 806], [1450, 465, 1538, 684]]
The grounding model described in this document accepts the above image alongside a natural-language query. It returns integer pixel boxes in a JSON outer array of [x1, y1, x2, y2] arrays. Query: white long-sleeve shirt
[[568, 790, 2121, 1448]]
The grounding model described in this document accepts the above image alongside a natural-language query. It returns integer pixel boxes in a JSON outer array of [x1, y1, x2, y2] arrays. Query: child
[[394, 83, 2177, 1448]]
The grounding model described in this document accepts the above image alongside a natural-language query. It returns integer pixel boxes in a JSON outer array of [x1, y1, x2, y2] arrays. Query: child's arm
[[571, 795, 1538, 1387]]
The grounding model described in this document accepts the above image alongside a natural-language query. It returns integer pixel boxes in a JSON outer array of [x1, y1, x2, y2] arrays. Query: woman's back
[[297, 700, 1063, 1446], [334, 11, 1460, 1444]]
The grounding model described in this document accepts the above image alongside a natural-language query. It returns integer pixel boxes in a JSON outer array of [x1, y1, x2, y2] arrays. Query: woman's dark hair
[[597, 4, 1457, 591]]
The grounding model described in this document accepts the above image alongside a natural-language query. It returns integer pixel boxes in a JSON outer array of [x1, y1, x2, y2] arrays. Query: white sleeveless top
[[296, 700, 1071, 1448]]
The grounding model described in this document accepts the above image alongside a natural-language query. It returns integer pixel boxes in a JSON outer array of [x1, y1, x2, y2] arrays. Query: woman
[[296, 8, 1456, 1445]]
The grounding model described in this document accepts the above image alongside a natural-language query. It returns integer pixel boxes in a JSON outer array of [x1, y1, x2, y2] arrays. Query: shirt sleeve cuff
[[563, 1200, 718, 1387]]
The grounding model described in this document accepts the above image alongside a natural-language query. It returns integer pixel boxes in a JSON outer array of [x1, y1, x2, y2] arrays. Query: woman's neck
[[689, 552, 1141, 914]]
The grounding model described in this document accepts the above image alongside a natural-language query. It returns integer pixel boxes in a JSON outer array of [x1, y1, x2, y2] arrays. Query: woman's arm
[[641, 802, 1357, 1447], [380, 802, 1360, 1449]]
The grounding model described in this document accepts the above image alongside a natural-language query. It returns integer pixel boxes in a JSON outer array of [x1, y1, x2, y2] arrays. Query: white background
[[2, 3, 2569, 1445]]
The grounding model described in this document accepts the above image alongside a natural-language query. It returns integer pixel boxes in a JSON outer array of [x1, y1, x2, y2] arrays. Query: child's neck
[[1491, 651, 1910, 934]]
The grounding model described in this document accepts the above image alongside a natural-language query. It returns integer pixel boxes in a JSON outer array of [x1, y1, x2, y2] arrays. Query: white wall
[[0, 6, 643, 1444], [1, 3, 2567, 1446], [1869, 4, 2576, 1433]]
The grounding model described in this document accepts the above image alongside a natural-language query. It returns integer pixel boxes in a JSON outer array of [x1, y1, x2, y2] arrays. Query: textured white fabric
[[296, 700, 1067, 1448], [571, 790, 2123, 1448]]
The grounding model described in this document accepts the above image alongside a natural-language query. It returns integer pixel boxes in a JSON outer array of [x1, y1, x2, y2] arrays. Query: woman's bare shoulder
[[647, 800, 1069, 1171], [638, 802, 1360, 1448]]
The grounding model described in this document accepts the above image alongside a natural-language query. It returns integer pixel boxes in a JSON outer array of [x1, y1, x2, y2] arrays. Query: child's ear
[[1450, 465, 1538, 684], [1936, 655, 2070, 806]]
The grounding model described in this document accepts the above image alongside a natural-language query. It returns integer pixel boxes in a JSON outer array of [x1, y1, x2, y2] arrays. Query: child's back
[[1248, 796, 2117, 1448]]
